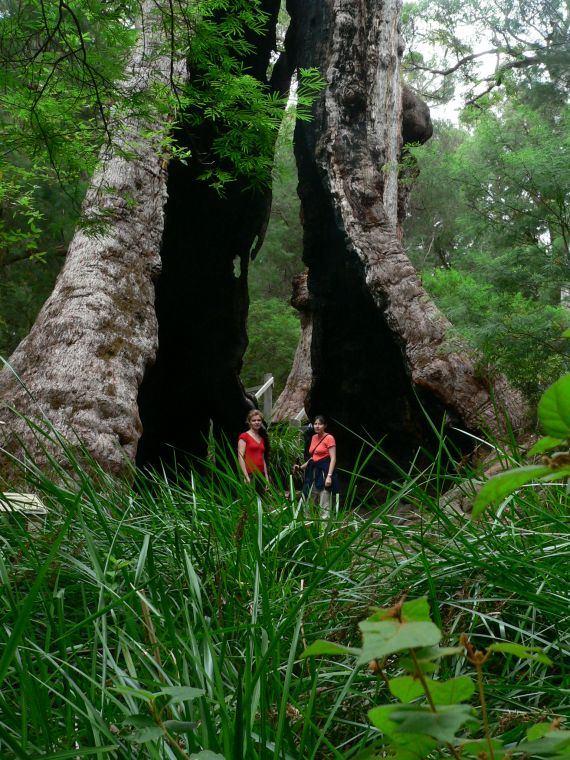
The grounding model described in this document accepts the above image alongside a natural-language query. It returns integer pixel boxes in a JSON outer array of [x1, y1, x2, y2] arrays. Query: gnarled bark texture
[[282, 0, 527, 473], [0, 2, 178, 476]]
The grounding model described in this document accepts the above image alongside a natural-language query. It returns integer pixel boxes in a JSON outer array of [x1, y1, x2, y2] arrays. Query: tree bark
[[0, 2, 180, 477], [281, 0, 527, 472]]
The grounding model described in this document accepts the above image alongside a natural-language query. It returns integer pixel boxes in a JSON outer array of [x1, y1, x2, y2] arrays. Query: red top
[[309, 433, 336, 462], [238, 432, 266, 475]]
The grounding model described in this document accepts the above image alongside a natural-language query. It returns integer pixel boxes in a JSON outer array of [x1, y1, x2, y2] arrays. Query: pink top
[[309, 433, 336, 462]]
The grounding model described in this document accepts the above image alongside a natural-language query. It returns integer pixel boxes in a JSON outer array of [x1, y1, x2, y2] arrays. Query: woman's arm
[[325, 445, 336, 487], [237, 439, 250, 482]]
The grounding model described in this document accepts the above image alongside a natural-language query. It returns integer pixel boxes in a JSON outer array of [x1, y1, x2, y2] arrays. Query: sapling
[[302, 596, 568, 758]]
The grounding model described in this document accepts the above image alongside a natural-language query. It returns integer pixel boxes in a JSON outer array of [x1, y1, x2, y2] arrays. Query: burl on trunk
[[277, 0, 527, 471]]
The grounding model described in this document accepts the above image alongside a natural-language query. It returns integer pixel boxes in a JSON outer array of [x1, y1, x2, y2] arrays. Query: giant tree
[[275, 0, 527, 473], [0, 0, 527, 480]]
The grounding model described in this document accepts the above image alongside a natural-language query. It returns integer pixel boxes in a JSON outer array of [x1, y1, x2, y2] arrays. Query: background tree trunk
[[283, 0, 527, 474], [272, 273, 313, 422], [0, 2, 180, 477]]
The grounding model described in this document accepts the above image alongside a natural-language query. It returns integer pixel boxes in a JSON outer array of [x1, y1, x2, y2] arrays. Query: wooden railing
[[247, 373, 307, 423], [246, 373, 274, 419]]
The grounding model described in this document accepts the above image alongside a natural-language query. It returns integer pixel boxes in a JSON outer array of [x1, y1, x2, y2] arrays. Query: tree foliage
[[402, 0, 569, 106], [405, 95, 569, 399]]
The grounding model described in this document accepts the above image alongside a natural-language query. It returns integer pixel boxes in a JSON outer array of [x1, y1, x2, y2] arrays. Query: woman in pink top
[[299, 415, 338, 513]]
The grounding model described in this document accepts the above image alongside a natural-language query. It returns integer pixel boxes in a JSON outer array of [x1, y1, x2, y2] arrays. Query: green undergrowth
[[0, 436, 568, 758]]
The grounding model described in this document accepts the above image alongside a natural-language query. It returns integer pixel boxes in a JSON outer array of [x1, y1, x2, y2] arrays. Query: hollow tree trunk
[[0, 2, 180, 477], [273, 85, 433, 424], [281, 0, 527, 472], [135, 0, 292, 470]]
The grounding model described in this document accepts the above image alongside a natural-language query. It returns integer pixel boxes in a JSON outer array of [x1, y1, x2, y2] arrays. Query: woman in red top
[[238, 409, 269, 486]]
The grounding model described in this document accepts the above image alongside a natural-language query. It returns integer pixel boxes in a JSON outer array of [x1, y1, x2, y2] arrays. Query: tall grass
[[0, 430, 568, 758]]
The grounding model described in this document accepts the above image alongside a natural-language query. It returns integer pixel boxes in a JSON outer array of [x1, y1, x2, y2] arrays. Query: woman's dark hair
[[246, 408, 271, 464], [313, 415, 327, 427]]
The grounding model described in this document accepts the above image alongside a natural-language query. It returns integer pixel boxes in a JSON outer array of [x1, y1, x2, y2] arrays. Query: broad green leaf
[[368, 598, 432, 623], [155, 686, 204, 702], [399, 646, 463, 674], [125, 725, 164, 743], [398, 656, 437, 675], [391, 734, 438, 759], [514, 731, 570, 756], [389, 676, 474, 705], [163, 719, 198, 733], [190, 753, 226, 759], [527, 723, 553, 741], [473, 465, 553, 517], [358, 621, 441, 664], [538, 374, 570, 438], [389, 704, 476, 743], [301, 640, 358, 658], [429, 676, 475, 705], [528, 436, 565, 455], [488, 642, 553, 666], [459, 738, 504, 757], [563, 328, 570, 338], [389, 676, 426, 703], [368, 705, 400, 737]]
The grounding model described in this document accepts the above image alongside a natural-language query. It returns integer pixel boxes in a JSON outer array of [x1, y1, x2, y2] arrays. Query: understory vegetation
[[0, 424, 568, 758]]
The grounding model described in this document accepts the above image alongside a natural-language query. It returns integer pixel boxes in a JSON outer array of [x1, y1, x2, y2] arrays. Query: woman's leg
[[318, 488, 331, 516]]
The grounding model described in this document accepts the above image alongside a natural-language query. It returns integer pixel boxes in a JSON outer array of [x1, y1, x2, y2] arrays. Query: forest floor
[[0, 436, 568, 758]]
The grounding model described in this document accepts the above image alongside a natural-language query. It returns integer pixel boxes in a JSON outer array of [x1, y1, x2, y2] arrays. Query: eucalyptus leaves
[[302, 597, 567, 758]]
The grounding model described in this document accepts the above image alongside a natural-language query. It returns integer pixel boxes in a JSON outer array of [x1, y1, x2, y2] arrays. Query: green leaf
[[389, 704, 476, 743], [368, 704, 400, 737], [358, 621, 442, 664], [538, 374, 570, 438], [389, 676, 426, 703], [399, 646, 463, 674], [155, 686, 204, 703], [368, 598, 432, 623], [514, 731, 570, 756], [301, 640, 358, 658], [562, 328, 570, 338], [459, 738, 505, 757], [389, 676, 475, 705], [473, 465, 553, 517], [125, 725, 164, 743], [528, 436, 565, 455], [527, 723, 553, 741], [189, 753, 226, 760], [487, 642, 553, 666], [391, 734, 439, 759]]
